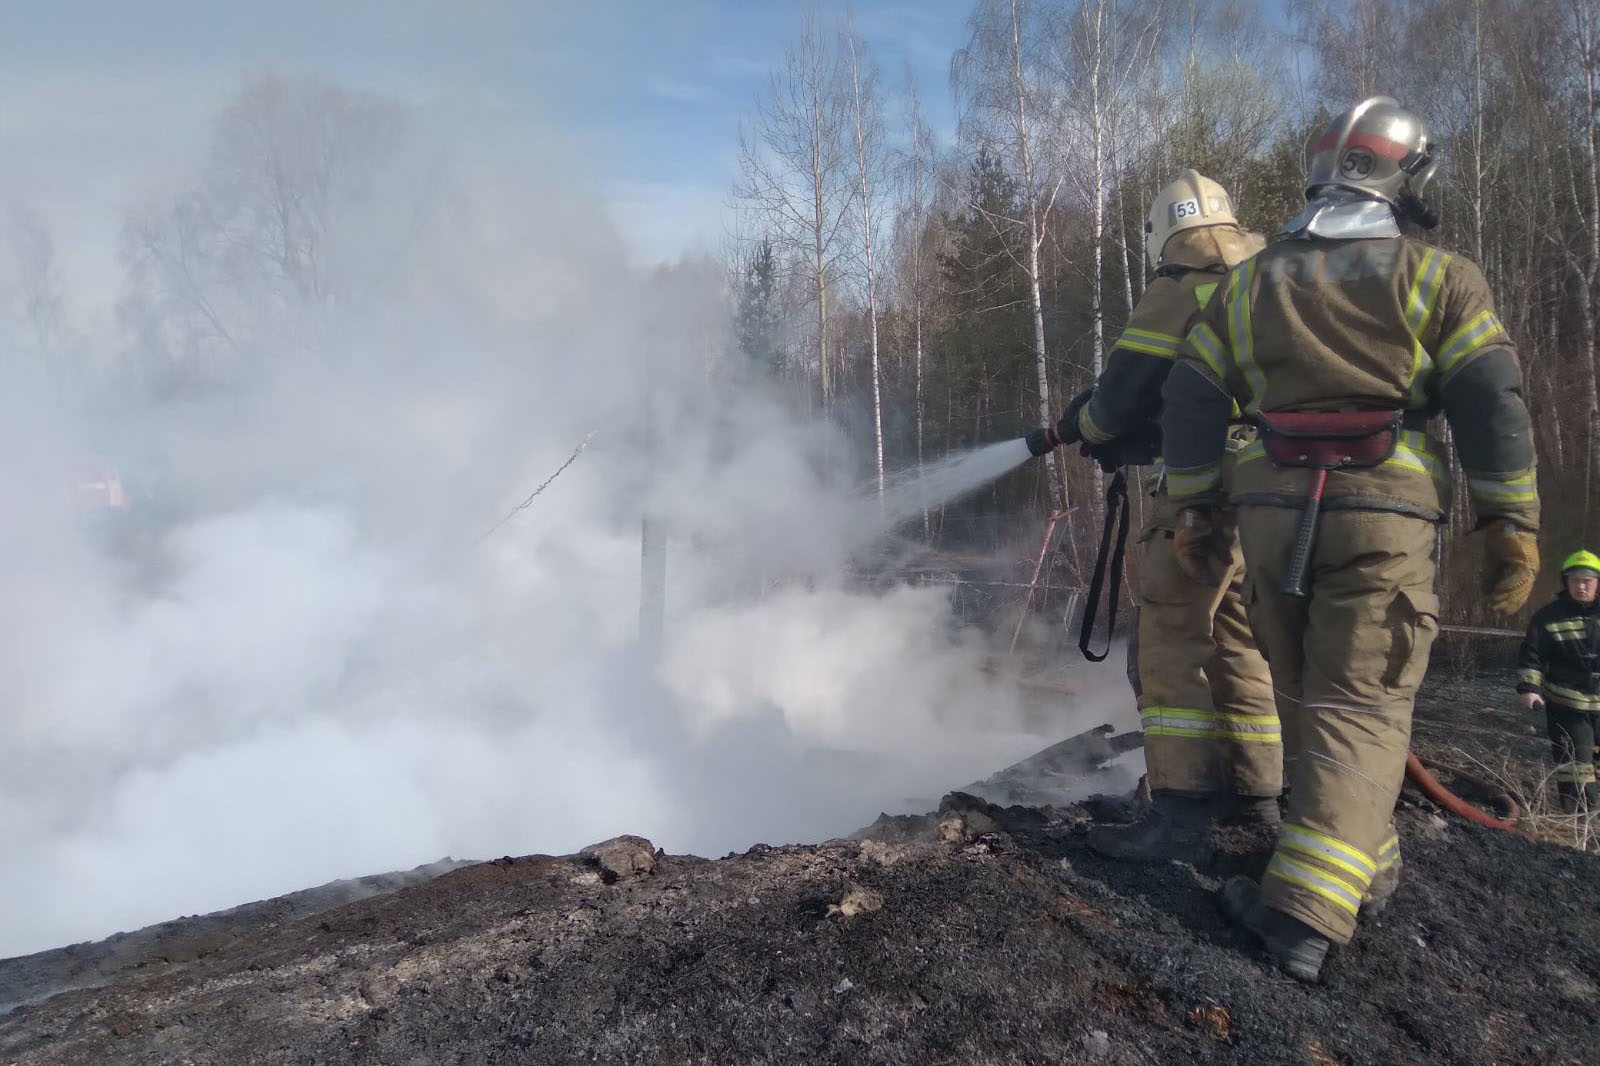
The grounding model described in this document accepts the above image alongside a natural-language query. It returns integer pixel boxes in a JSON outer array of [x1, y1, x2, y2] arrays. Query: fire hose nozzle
[[1024, 426, 1063, 457]]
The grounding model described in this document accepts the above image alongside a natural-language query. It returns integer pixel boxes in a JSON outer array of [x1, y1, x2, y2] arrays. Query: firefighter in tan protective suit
[[1160, 97, 1540, 981], [1030, 171, 1283, 863]]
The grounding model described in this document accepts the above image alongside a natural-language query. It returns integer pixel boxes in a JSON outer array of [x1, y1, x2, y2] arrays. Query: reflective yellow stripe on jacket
[[1114, 327, 1184, 358], [1468, 469, 1538, 505], [1165, 464, 1221, 497], [1438, 309, 1509, 379], [1404, 247, 1450, 406], [1186, 322, 1228, 381], [1544, 619, 1593, 640], [1226, 259, 1266, 413]]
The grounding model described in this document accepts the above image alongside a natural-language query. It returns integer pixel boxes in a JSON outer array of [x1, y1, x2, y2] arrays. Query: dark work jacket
[[1518, 593, 1600, 712]]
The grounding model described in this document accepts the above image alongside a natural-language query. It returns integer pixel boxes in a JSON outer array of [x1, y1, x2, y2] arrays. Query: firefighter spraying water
[[1158, 96, 1538, 981], [1024, 169, 1285, 865]]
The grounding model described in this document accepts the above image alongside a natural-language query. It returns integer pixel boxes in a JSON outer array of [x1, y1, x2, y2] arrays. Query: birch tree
[[734, 12, 855, 410], [120, 73, 408, 384], [895, 71, 943, 536], [1053, 0, 1159, 390], [953, 0, 1068, 508], [842, 22, 889, 497], [2, 204, 68, 366], [1563, 0, 1600, 538]]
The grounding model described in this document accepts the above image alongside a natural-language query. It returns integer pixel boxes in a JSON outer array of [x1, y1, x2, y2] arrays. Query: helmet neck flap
[[1278, 188, 1401, 241]]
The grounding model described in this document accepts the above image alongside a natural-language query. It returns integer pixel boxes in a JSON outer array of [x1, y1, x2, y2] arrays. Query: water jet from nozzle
[[866, 437, 1040, 536]]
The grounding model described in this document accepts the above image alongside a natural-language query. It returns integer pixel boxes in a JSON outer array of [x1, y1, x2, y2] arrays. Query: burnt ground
[[2, 665, 1598, 1066]]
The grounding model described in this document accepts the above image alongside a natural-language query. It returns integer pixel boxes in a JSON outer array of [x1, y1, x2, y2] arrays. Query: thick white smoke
[[0, 86, 1122, 958]]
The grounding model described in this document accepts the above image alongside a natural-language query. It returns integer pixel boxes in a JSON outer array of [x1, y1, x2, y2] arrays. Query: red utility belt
[[1256, 410, 1402, 471]]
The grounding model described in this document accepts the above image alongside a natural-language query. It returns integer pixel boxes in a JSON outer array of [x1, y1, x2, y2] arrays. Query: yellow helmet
[[1561, 549, 1600, 576], [1147, 169, 1237, 271]]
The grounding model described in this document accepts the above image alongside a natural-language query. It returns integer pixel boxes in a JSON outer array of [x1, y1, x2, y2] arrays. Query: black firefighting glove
[[1080, 421, 1162, 473], [1481, 519, 1539, 615], [1172, 507, 1232, 586], [1024, 387, 1094, 458], [1059, 387, 1094, 444]]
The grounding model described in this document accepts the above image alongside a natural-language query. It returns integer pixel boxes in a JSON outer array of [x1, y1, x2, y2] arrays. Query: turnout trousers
[[1132, 503, 1282, 797], [1236, 507, 1438, 944], [1545, 702, 1599, 809]]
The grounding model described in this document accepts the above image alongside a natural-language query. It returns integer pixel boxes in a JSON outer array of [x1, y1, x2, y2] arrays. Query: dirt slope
[[2, 668, 1597, 1066]]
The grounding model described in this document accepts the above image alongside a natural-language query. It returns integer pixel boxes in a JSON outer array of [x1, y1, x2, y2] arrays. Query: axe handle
[[1281, 467, 1328, 598]]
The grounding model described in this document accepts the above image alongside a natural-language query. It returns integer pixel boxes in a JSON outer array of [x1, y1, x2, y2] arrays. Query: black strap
[[1079, 470, 1131, 663], [1154, 262, 1228, 281]]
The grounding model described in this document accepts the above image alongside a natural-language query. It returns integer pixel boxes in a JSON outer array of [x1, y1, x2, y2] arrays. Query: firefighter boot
[[1585, 783, 1600, 812], [1214, 794, 1282, 828], [1557, 781, 1582, 814], [1219, 876, 1330, 982], [1085, 790, 1213, 864]]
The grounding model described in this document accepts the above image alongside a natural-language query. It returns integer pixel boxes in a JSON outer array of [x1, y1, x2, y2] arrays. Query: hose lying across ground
[[1405, 752, 1533, 839]]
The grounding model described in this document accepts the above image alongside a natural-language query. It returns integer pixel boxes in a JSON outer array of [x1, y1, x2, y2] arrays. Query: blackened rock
[[578, 835, 657, 883]]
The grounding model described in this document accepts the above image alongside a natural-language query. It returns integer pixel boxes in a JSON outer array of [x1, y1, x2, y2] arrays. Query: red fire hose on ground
[[1405, 752, 1533, 839]]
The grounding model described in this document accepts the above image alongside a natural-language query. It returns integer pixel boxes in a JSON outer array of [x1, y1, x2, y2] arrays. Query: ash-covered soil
[[2, 667, 1597, 1066]]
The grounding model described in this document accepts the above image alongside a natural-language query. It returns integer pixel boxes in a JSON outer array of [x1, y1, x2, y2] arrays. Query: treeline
[[729, 0, 1600, 627]]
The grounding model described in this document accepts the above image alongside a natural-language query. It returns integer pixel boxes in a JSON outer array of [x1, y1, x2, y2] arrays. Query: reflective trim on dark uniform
[[1520, 593, 1600, 799]]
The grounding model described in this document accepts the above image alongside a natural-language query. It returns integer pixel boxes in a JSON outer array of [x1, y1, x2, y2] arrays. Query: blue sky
[[0, 1, 973, 307]]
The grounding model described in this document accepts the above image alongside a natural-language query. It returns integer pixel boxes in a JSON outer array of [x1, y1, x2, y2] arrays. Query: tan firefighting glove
[[1481, 519, 1539, 615], [1173, 507, 1232, 586]]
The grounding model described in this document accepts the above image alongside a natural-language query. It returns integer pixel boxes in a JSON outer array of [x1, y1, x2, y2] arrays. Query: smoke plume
[[0, 78, 1118, 958]]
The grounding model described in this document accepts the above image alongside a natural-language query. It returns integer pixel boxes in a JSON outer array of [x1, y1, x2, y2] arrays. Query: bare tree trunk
[[845, 30, 886, 497], [915, 306, 929, 537], [1088, 0, 1107, 383], [734, 14, 848, 416], [955, 0, 1076, 508], [1026, 232, 1061, 503], [1114, 144, 1135, 316], [1576, 0, 1600, 537], [640, 513, 667, 658], [898, 71, 937, 537], [815, 217, 831, 407], [1088, 0, 1108, 506], [1473, 0, 1486, 265], [1008, 0, 1065, 510]]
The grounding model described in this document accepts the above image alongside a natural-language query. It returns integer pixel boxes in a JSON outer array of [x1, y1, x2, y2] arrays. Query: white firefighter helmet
[[1306, 96, 1438, 213], [1146, 169, 1237, 271]]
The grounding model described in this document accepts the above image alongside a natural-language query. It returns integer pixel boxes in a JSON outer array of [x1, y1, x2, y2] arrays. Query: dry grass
[[1446, 748, 1600, 853]]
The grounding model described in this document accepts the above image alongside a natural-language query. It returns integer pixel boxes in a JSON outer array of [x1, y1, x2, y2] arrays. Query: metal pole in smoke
[[640, 513, 667, 659], [639, 399, 666, 658]]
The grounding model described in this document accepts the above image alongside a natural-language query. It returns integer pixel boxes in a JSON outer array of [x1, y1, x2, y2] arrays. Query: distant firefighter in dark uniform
[[1518, 550, 1600, 811]]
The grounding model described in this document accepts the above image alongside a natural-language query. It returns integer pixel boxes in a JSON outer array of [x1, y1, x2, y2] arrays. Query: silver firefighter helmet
[[1306, 97, 1439, 225]]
